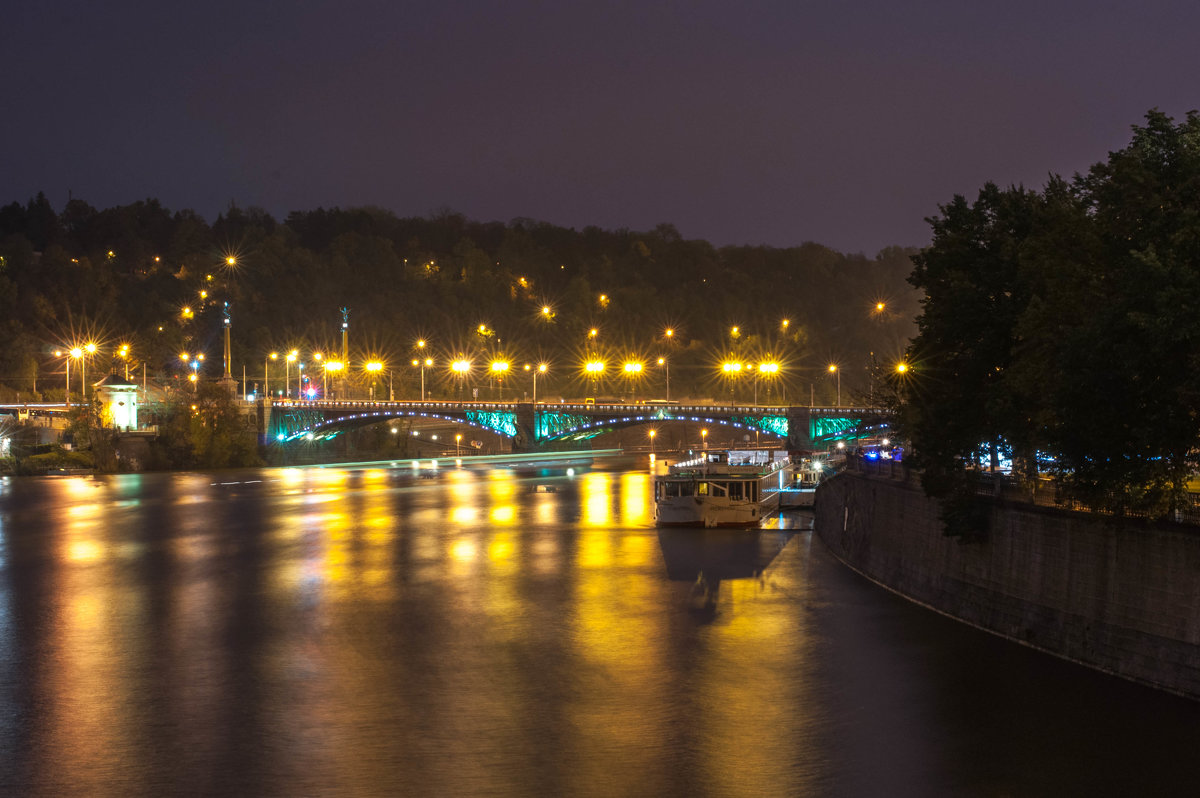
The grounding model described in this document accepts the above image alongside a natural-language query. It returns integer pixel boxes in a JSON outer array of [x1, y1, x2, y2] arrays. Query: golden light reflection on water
[[620, 471, 651, 523], [26, 464, 805, 796], [581, 472, 612, 526]]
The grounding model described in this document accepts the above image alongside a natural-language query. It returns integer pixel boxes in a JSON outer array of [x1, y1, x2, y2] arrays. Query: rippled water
[[1, 460, 1197, 797]]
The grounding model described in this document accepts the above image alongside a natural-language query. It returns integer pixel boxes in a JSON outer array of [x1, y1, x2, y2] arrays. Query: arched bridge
[[264, 400, 891, 451]]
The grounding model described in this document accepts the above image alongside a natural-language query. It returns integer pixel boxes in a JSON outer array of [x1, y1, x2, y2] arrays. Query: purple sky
[[6, 1, 1198, 254]]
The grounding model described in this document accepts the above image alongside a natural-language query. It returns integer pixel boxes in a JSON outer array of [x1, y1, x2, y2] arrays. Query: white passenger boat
[[654, 450, 794, 528]]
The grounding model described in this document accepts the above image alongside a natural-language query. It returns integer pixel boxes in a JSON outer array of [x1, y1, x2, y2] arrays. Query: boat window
[[749, 482, 757, 502], [728, 481, 743, 500], [698, 481, 708, 496]]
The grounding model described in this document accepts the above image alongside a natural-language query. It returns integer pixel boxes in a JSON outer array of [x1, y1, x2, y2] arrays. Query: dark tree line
[[0, 198, 919, 405], [901, 110, 1200, 523]]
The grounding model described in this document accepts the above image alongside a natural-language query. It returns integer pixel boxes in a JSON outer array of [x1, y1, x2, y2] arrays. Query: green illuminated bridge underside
[[264, 400, 890, 450]]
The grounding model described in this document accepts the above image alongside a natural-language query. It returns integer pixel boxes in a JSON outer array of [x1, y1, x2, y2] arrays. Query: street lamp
[[412, 357, 433, 400], [452, 359, 471, 401], [56, 348, 81, 409], [585, 359, 605, 397], [701, 428, 708, 450], [648, 428, 656, 455], [456, 432, 463, 456], [366, 361, 383, 400], [532, 362, 547, 403], [117, 343, 131, 380], [828, 363, 840, 407], [490, 360, 510, 399], [81, 343, 96, 398], [286, 351, 298, 400], [266, 352, 278, 398], [324, 361, 343, 399], [623, 361, 642, 402], [756, 361, 779, 405], [722, 360, 743, 404], [656, 356, 669, 401]]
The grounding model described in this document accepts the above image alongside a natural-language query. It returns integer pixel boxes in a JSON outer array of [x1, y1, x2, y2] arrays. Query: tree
[[902, 183, 1038, 531], [904, 110, 1200, 522]]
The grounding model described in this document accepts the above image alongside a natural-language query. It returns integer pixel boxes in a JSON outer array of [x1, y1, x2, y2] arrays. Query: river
[[1, 458, 1197, 797]]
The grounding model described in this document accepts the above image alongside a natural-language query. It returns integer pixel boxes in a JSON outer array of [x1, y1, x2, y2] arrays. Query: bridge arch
[[537, 411, 777, 444], [271, 407, 516, 443]]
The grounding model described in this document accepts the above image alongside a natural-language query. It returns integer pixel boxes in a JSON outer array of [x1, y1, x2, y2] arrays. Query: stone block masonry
[[815, 471, 1200, 699]]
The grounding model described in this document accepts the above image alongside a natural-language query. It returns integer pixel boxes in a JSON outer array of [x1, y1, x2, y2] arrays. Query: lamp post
[[452, 359, 470, 401], [456, 432, 462, 456], [623, 361, 642, 402], [57, 349, 81, 409], [81, 343, 96, 399], [701, 428, 708, 451], [324, 361, 343, 400], [531, 363, 547, 403], [366, 361, 383, 400], [413, 357, 432, 400], [756, 361, 778, 405], [722, 360, 743, 404], [286, 351, 297, 400], [828, 363, 840, 407], [585, 359, 605, 398], [490, 360, 509, 400], [265, 352, 277, 399], [648, 428, 656, 455], [656, 357, 669, 401]]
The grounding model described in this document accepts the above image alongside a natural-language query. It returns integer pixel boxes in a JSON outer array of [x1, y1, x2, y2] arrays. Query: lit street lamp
[[525, 362, 548, 403], [585, 359, 605, 397], [324, 361, 343, 399], [490, 360, 510, 399], [829, 363, 840, 407], [656, 356, 669, 401], [452, 359, 471, 401], [366, 361, 383, 400], [413, 357, 433, 400], [756, 361, 779, 405], [265, 352, 278, 399], [55, 349, 81, 409], [722, 360, 743, 404], [81, 343, 96, 398], [623, 361, 642, 402], [286, 351, 298, 400], [648, 428, 656, 455]]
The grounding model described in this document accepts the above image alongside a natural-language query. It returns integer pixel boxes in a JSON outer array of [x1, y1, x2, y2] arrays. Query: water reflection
[[0, 464, 1197, 797]]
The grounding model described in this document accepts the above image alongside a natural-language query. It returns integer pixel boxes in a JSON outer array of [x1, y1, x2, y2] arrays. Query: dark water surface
[[1, 462, 1197, 797]]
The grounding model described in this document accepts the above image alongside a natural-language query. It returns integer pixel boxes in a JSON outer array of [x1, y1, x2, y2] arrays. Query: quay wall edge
[[814, 471, 1200, 700]]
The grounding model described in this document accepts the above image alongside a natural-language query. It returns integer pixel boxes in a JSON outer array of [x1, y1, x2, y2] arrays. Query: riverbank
[[814, 467, 1200, 700]]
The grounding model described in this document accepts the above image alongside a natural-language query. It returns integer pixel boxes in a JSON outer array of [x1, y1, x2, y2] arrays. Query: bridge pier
[[513, 402, 536, 452], [786, 406, 813, 451]]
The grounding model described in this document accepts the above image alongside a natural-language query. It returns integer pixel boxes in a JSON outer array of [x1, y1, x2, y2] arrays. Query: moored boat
[[654, 450, 794, 528]]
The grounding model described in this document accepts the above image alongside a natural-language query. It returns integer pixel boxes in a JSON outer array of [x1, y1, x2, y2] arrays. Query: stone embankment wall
[[815, 469, 1200, 699]]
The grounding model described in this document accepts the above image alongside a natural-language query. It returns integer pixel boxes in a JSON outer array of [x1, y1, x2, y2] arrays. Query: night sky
[[7, 1, 1198, 254]]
